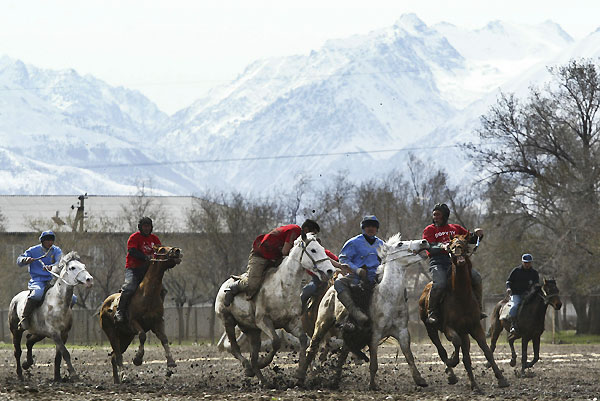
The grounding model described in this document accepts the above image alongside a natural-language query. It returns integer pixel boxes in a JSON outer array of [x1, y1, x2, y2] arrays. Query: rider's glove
[[356, 267, 368, 280]]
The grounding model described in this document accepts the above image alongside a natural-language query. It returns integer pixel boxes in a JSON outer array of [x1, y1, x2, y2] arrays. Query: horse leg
[[508, 335, 517, 367], [255, 317, 281, 369], [297, 308, 336, 383], [22, 333, 44, 370], [287, 321, 309, 380], [395, 326, 427, 387], [11, 329, 24, 381], [445, 327, 461, 368], [54, 344, 63, 382], [368, 331, 380, 390], [132, 321, 146, 366], [527, 336, 541, 369], [333, 345, 350, 389], [248, 330, 267, 386], [521, 337, 530, 373], [151, 319, 176, 368], [472, 326, 509, 388], [223, 314, 252, 376], [425, 324, 457, 384], [51, 333, 77, 381], [485, 320, 504, 368], [460, 333, 481, 393]]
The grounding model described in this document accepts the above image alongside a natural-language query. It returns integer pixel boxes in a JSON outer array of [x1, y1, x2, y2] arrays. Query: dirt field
[[0, 341, 598, 400]]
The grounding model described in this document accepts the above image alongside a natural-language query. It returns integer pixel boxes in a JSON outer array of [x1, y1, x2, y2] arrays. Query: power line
[[82, 144, 463, 170]]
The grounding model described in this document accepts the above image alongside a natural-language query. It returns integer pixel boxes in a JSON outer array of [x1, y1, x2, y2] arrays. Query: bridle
[[299, 238, 330, 271], [46, 260, 88, 286], [538, 284, 560, 305]]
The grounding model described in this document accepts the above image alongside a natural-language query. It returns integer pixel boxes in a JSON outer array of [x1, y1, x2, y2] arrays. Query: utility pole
[[71, 194, 88, 232]]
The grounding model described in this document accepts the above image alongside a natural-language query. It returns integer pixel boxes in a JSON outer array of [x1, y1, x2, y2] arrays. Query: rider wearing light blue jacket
[[334, 215, 384, 326], [16, 231, 63, 330]]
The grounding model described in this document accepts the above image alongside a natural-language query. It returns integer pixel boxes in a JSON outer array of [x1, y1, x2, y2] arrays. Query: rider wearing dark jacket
[[506, 253, 539, 334], [422, 203, 485, 325]]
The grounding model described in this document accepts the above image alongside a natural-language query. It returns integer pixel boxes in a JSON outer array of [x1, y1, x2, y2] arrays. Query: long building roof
[[0, 195, 197, 233]]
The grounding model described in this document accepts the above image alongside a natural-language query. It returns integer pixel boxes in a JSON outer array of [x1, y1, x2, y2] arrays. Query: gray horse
[[8, 251, 94, 381]]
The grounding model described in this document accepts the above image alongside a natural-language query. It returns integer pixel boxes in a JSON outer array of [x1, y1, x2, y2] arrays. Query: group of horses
[[7, 233, 563, 393]]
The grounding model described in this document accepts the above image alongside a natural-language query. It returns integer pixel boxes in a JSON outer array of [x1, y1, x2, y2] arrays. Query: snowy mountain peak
[[393, 13, 428, 35]]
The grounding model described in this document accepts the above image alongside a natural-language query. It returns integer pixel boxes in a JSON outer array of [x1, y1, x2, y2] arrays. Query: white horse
[[8, 251, 94, 381], [215, 232, 335, 385], [297, 234, 430, 390]]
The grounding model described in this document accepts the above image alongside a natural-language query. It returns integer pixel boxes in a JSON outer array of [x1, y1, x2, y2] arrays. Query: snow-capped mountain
[[0, 14, 596, 196]]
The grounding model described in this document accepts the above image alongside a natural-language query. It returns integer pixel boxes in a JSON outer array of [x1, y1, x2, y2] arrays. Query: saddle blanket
[[499, 301, 513, 321]]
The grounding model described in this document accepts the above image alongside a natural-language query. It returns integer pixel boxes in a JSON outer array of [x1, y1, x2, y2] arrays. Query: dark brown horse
[[100, 245, 182, 384], [488, 279, 562, 374], [419, 234, 509, 392]]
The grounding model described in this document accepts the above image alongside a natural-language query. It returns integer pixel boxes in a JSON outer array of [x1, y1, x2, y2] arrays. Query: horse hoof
[[22, 361, 32, 370], [70, 374, 79, 382], [133, 357, 143, 366], [509, 359, 516, 367], [167, 361, 177, 368], [471, 385, 484, 394], [484, 361, 491, 369], [244, 367, 255, 377], [369, 383, 379, 391], [498, 378, 510, 388], [448, 375, 458, 385], [414, 377, 428, 387]]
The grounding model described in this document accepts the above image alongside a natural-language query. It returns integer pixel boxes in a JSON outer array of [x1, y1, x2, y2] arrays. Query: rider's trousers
[[238, 252, 270, 299]]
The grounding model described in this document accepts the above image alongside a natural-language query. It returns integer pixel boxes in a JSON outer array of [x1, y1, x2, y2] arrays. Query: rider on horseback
[[114, 217, 162, 324], [505, 253, 539, 336], [300, 239, 342, 312], [223, 219, 321, 307], [16, 231, 65, 330], [333, 215, 384, 327], [423, 203, 485, 325]]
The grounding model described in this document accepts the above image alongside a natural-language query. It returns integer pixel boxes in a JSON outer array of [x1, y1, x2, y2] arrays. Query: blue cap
[[39, 230, 56, 242], [521, 254, 533, 263], [361, 215, 380, 229]]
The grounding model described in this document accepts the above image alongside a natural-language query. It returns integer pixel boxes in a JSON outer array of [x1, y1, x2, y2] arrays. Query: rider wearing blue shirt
[[16, 230, 63, 330], [334, 215, 384, 326]]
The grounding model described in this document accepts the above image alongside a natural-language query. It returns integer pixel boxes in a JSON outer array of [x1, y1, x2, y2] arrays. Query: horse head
[[297, 233, 334, 281], [58, 251, 94, 288], [540, 278, 562, 310], [378, 233, 429, 268], [448, 234, 470, 268], [151, 245, 183, 269]]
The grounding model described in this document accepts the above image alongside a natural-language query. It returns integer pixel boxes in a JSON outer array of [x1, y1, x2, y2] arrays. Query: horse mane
[[517, 284, 542, 313], [377, 233, 402, 260], [59, 251, 81, 268]]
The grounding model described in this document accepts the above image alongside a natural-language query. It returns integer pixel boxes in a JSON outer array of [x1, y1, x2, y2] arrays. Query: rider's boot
[[18, 297, 39, 331], [472, 280, 488, 319], [223, 281, 242, 307], [337, 290, 369, 326], [426, 286, 443, 325], [509, 316, 519, 336], [115, 291, 132, 324]]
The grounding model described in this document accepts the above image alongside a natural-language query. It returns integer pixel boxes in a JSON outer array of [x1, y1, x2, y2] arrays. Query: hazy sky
[[1, 0, 598, 114]]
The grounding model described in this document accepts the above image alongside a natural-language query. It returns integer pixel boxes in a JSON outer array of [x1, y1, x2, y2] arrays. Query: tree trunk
[[588, 296, 600, 335], [176, 302, 185, 344], [572, 294, 590, 334]]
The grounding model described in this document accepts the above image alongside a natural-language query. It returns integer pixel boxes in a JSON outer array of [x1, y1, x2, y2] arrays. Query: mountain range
[[1, 14, 598, 196]]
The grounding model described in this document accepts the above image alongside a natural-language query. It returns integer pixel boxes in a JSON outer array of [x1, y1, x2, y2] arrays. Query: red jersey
[[422, 223, 468, 255], [126, 232, 161, 269], [252, 224, 301, 260]]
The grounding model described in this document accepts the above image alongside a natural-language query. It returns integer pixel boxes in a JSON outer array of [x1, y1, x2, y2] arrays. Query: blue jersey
[[339, 234, 384, 283], [17, 244, 62, 282]]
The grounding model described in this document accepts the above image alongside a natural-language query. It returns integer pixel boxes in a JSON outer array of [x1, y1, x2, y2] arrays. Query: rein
[[538, 286, 560, 304], [299, 238, 329, 270], [45, 261, 86, 286]]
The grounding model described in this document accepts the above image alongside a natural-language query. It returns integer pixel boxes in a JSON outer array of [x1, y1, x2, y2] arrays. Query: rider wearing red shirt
[[423, 203, 485, 325], [223, 219, 321, 306], [115, 217, 162, 324]]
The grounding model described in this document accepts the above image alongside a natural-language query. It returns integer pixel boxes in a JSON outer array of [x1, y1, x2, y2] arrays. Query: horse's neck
[[139, 262, 166, 297], [451, 262, 472, 302], [47, 279, 73, 308], [521, 291, 548, 323], [271, 247, 304, 287], [378, 258, 405, 300]]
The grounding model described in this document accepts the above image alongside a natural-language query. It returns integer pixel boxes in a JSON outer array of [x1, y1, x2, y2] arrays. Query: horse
[[488, 279, 562, 374], [418, 234, 509, 392], [8, 251, 94, 381], [297, 235, 430, 390], [100, 245, 182, 384], [215, 232, 335, 386]]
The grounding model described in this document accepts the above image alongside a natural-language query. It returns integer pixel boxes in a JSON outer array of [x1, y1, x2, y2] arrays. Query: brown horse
[[100, 245, 182, 384], [419, 234, 509, 392], [488, 279, 562, 374]]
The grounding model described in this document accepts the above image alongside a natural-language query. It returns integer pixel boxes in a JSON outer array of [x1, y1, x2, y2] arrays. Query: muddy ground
[[0, 341, 598, 400]]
